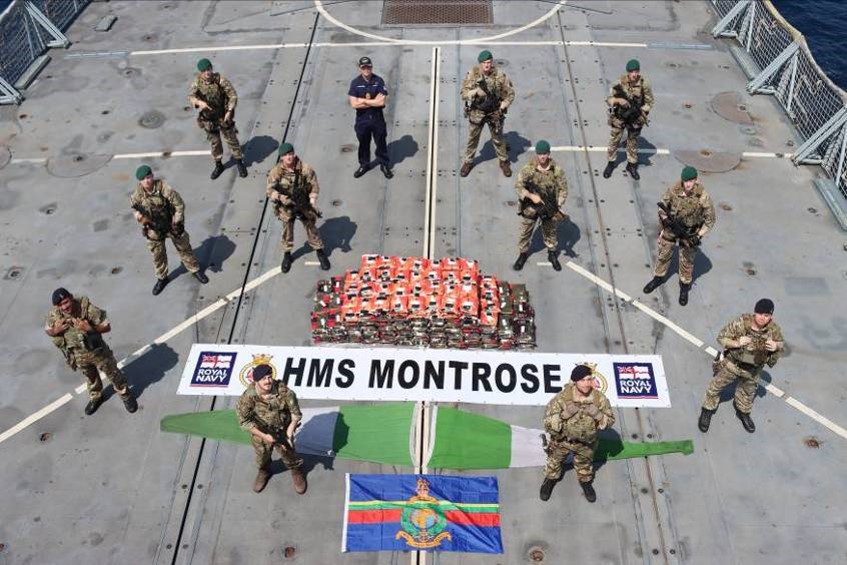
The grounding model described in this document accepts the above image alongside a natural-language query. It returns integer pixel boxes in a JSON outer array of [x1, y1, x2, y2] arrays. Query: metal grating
[[382, 0, 493, 26]]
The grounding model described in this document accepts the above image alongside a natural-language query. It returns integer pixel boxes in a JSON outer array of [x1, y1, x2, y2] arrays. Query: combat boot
[[193, 271, 209, 284], [548, 250, 561, 271], [459, 161, 474, 177], [316, 249, 331, 271], [253, 467, 271, 493], [513, 252, 528, 271], [539, 478, 556, 501], [642, 276, 662, 294], [290, 467, 307, 495], [735, 406, 755, 433], [499, 160, 512, 177], [152, 276, 170, 296], [602, 161, 615, 178], [122, 393, 138, 414], [625, 162, 639, 180], [679, 282, 691, 306], [210, 160, 225, 180], [580, 481, 597, 503], [281, 252, 293, 273], [698, 407, 715, 433], [235, 158, 248, 178], [84, 397, 104, 416]]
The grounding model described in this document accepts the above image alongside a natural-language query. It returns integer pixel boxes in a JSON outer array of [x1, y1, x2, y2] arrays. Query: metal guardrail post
[[834, 125, 847, 184], [792, 108, 847, 164], [712, 0, 750, 38], [24, 0, 70, 48], [747, 42, 799, 94], [0, 77, 24, 105]]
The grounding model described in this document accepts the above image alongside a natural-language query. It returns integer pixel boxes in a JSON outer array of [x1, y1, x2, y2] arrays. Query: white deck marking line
[[125, 40, 659, 56], [315, 0, 567, 46], [422, 47, 440, 260], [0, 393, 74, 443], [565, 260, 847, 440], [7, 147, 794, 166], [2, 266, 283, 445]]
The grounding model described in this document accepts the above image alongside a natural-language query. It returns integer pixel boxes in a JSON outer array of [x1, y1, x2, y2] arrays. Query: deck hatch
[[381, 0, 494, 26]]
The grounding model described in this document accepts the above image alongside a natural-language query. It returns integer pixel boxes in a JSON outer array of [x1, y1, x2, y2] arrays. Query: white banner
[[178, 345, 670, 407]]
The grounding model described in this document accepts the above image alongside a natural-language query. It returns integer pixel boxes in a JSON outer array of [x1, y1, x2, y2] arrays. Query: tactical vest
[[725, 314, 773, 368], [135, 180, 175, 230], [612, 74, 646, 122], [556, 388, 604, 444], [250, 384, 295, 430], [194, 73, 228, 118], [665, 182, 707, 230], [50, 297, 104, 355]]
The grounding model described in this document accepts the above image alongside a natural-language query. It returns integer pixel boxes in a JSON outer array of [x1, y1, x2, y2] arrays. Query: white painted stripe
[[567, 40, 648, 47], [741, 151, 793, 158], [630, 300, 705, 347], [783, 396, 847, 439], [704, 346, 718, 357], [302, 261, 320, 266], [9, 157, 47, 164], [0, 393, 73, 443], [763, 383, 786, 398], [423, 46, 439, 259], [112, 150, 210, 159], [1, 266, 283, 444], [536, 262, 552, 266]]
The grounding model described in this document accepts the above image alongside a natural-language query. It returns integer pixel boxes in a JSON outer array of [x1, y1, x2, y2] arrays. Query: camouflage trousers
[[147, 230, 200, 280], [251, 436, 303, 470], [518, 216, 558, 253], [543, 438, 596, 483], [653, 236, 697, 284], [606, 124, 641, 164], [702, 359, 759, 414], [201, 120, 243, 161], [277, 207, 323, 252], [462, 118, 507, 163], [72, 347, 130, 401]]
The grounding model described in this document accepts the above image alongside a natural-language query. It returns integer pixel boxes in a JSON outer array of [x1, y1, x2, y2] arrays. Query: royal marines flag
[[343, 474, 503, 554]]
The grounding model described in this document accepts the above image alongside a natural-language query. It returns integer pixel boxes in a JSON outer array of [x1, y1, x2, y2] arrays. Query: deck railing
[[710, 0, 847, 210], [0, 0, 88, 104]]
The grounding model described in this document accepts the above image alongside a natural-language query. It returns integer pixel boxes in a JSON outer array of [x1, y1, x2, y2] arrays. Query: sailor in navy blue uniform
[[347, 56, 393, 179]]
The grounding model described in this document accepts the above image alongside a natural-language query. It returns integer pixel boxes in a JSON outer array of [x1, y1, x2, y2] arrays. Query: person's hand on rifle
[[499, 100, 509, 111], [471, 87, 485, 98], [527, 193, 542, 205], [614, 97, 630, 107], [223, 110, 233, 124], [194, 100, 210, 112], [72, 318, 93, 333], [134, 210, 149, 224]]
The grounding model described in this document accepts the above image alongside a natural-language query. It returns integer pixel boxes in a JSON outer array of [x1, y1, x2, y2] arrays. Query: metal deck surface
[[1, 1, 846, 564]]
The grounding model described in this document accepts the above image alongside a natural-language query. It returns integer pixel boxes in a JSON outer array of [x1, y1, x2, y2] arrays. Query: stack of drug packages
[[311, 255, 536, 349]]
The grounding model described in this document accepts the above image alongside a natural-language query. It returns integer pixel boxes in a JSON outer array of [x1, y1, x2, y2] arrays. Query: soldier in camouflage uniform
[[642, 166, 715, 306], [541, 365, 615, 503], [699, 299, 784, 434], [513, 140, 568, 272], [266, 143, 330, 273], [188, 58, 248, 179], [459, 50, 515, 178], [44, 288, 137, 415], [236, 364, 307, 494], [131, 165, 209, 296], [603, 59, 654, 180]]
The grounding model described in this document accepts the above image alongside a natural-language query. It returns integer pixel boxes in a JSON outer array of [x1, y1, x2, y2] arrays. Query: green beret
[[197, 58, 212, 72], [135, 164, 152, 180], [535, 140, 551, 154], [681, 166, 698, 182], [278, 142, 294, 156], [478, 50, 493, 63], [626, 59, 640, 72]]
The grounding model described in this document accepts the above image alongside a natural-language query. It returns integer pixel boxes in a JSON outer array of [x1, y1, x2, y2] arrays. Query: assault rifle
[[289, 168, 322, 221], [612, 84, 643, 124], [131, 202, 183, 239], [657, 201, 700, 248], [474, 77, 501, 115], [519, 180, 566, 222], [254, 421, 295, 452]]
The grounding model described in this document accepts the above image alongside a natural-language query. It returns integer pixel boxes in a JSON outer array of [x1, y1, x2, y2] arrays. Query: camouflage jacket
[[130, 179, 185, 237], [266, 159, 319, 207], [236, 381, 302, 433], [719, 313, 785, 374], [544, 383, 615, 445], [606, 74, 654, 126], [45, 296, 108, 359], [460, 65, 515, 124], [659, 181, 716, 240], [187, 72, 237, 122], [515, 157, 568, 219]]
